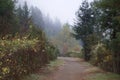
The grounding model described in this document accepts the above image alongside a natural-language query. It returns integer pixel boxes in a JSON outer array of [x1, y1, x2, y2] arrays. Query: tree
[[0, 0, 14, 17], [43, 15, 61, 38], [0, 0, 15, 36], [31, 7, 62, 38], [94, 0, 120, 40], [73, 0, 95, 61], [94, 0, 120, 73], [31, 7, 45, 29], [50, 23, 81, 56], [16, 2, 30, 34]]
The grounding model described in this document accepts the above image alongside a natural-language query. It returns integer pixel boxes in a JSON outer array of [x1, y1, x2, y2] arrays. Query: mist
[[18, 0, 94, 25], [1, 0, 119, 79], [17, 0, 89, 54]]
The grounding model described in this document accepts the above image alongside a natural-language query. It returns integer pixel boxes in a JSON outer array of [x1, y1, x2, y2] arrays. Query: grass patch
[[85, 66, 120, 80], [85, 72, 120, 80], [21, 74, 44, 80], [47, 59, 64, 71], [84, 67, 104, 73], [20, 59, 64, 80]]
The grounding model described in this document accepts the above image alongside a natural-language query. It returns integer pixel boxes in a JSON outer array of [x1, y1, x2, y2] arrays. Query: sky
[[19, 0, 92, 25]]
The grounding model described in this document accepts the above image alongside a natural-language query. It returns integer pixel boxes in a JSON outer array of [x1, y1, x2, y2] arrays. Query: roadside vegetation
[[0, 0, 59, 80], [0, 0, 120, 80], [73, 0, 120, 74], [21, 59, 64, 80], [85, 67, 120, 80]]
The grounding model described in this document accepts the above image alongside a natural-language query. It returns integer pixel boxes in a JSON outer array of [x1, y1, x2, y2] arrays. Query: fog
[[18, 0, 92, 25], [17, 0, 93, 54]]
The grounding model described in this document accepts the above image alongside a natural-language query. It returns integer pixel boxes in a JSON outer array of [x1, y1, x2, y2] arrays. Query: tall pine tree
[[16, 2, 30, 34], [73, 0, 95, 61], [0, 0, 15, 36]]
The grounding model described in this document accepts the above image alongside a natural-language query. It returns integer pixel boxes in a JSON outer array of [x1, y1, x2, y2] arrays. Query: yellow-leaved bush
[[90, 43, 113, 71], [0, 39, 58, 80]]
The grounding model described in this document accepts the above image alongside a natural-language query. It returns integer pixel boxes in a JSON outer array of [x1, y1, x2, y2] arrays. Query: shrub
[[65, 52, 81, 58], [90, 43, 113, 71], [0, 39, 58, 80], [45, 43, 59, 60]]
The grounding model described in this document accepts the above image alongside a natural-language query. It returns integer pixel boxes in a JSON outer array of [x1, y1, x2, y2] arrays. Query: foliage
[[21, 59, 64, 80], [109, 32, 120, 73], [0, 0, 18, 36], [50, 23, 81, 56], [94, 0, 120, 39], [27, 25, 45, 40], [45, 42, 59, 61], [90, 44, 112, 66], [73, 0, 97, 61], [31, 6, 62, 37], [0, 0, 14, 17], [72, 0, 120, 73], [16, 2, 31, 34], [73, 0, 94, 39], [0, 24, 58, 80], [89, 0, 120, 73], [0, 38, 58, 80], [110, 32, 120, 53], [90, 43, 120, 73], [65, 52, 82, 58], [0, 1, 59, 80]]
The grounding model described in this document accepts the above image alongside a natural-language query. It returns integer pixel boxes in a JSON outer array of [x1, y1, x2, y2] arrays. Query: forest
[[0, 0, 120, 80]]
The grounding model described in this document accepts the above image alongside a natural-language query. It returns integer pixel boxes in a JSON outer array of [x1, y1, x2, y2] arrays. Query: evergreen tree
[[95, 0, 120, 39], [0, 0, 14, 17], [16, 2, 30, 33], [94, 0, 120, 73], [31, 7, 45, 29], [0, 0, 15, 36], [73, 0, 95, 61]]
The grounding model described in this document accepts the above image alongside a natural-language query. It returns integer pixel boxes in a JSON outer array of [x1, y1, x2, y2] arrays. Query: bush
[[90, 43, 113, 71], [45, 43, 59, 60], [65, 52, 81, 58], [0, 39, 58, 80]]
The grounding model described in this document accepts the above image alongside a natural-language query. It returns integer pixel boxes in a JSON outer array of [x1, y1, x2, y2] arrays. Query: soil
[[44, 57, 92, 80]]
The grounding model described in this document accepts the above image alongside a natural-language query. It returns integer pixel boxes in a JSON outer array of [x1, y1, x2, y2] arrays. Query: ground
[[44, 57, 90, 80], [21, 57, 120, 80]]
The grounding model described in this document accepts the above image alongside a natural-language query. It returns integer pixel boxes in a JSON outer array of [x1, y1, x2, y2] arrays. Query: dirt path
[[21, 57, 120, 80], [44, 57, 92, 80]]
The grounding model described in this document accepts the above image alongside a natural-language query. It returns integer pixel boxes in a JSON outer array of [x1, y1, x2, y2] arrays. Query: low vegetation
[[86, 71, 120, 80], [0, 38, 58, 80], [21, 59, 64, 80], [73, 0, 120, 74], [65, 52, 82, 58], [0, 1, 59, 80], [84, 64, 120, 80]]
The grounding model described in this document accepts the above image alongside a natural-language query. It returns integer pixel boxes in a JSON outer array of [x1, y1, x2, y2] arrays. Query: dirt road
[[44, 57, 91, 80], [22, 57, 120, 80]]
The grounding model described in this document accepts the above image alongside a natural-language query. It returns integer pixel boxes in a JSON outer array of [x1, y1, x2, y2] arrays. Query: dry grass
[[84, 67, 104, 74]]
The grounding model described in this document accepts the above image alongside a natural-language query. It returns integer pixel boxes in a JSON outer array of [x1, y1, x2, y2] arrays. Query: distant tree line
[[31, 7, 62, 38], [50, 23, 81, 56], [0, 0, 62, 38]]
